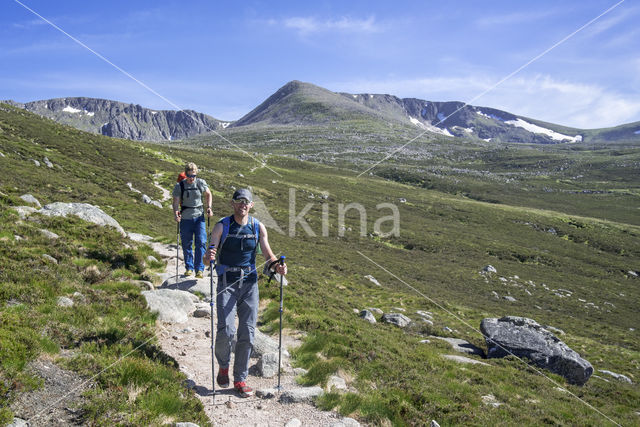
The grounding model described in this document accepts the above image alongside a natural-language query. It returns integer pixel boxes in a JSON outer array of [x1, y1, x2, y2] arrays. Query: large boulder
[[480, 316, 592, 385], [142, 289, 198, 323], [39, 202, 125, 236], [381, 313, 411, 328]]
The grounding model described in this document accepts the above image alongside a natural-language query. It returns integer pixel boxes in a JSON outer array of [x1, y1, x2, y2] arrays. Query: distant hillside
[[232, 81, 640, 145], [3, 97, 228, 142]]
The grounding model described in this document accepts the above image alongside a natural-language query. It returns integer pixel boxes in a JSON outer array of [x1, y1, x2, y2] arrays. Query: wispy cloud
[[276, 16, 380, 35], [327, 74, 640, 128], [475, 9, 559, 27]]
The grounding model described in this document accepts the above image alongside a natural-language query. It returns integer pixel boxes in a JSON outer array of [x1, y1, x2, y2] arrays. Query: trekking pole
[[176, 222, 180, 281], [276, 255, 286, 391], [209, 244, 216, 404]]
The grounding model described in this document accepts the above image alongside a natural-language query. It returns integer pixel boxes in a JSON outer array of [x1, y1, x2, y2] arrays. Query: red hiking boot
[[216, 368, 229, 388], [234, 381, 253, 398]]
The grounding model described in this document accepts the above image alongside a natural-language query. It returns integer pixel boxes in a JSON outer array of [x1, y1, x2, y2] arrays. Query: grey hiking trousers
[[215, 269, 259, 383]]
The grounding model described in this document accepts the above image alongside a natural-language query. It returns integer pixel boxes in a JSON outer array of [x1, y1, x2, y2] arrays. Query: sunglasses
[[186, 174, 197, 178], [233, 199, 251, 205]]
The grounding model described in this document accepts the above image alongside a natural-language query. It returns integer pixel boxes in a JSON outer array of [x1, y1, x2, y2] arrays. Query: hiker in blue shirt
[[204, 188, 287, 398], [172, 162, 213, 278]]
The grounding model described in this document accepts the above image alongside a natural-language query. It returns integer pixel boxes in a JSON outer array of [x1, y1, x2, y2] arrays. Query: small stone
[[367, 307, 383, 315], [179, 327, 194, 334], [599, 369, 633, 384], [146, 255, 159, 263], [279, 386, 324, 403], [7, 418, 29, 427], [205, 330, 211, 338], [503, 296, 517, 302], [256, 388, 277, 398], [32, 159, 40, 167], [327, 375, 347, 391], [359, 309, 377, 324], [180, 350, 187, 356], [40, 229, 59, 239], [364, 275, 382, 286], [42, 254, 58, 264], [482, 265, 497, 274], [481, 394, 503, 407], [43, 157, 53, 168], [20, 194, 41, 207], [57, 296, 74, 307], [285, 419, 301, 427], [431, 421, 441, 427], [172, 335, 179, 340], [420, 339, 431, 344], [442, 327, 453, 333], [193, 308, 211, 318], [175, 423, 199, 427], [293, 368, 308, 376]]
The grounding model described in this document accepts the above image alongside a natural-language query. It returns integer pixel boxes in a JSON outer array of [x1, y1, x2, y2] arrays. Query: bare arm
[[259, 223, 287, 275], [172, 196, 181, 222], [204, 188, 213, 217], [203, 222, 223, 264]]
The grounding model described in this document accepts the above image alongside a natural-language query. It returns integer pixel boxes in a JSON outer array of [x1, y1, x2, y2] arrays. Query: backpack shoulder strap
[[179, 180, 185, 205], [219, 215, 232, 249], [251, 216, 261, 263]]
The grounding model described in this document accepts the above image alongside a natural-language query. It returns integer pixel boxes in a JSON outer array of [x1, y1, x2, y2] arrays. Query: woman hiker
[[204, 188, 288, 397], [172, 162, 213, 278]]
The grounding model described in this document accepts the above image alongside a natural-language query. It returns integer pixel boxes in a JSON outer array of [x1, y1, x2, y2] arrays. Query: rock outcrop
[[480, 316, 593, 385]]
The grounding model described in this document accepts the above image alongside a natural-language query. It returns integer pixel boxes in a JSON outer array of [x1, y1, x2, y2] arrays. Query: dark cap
[[232, 188, 253, 202]]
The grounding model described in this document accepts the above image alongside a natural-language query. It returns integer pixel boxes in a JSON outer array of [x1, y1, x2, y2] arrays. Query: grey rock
[[43, 156, 53, 168], [127, 182, 141, 193], [131, 280, 154, 291], [431, 336, 485, 356], [284, 419, 301, 427], [367, 307, 383, 315], [381, 313, 411, 328], [442, 326, 453, 333], [364, 275, 381, 286], [481, 394, 503, 407], [40, 202, 125, 236], [40, 229, 59, 239], [481, 316, 593, 385], [127, 232, 154, 242], [359, 309, 377, 324], [141, 289, 198, 323], [392, 306, 406, 312], [142, 194, 152, 204], [193, 308, 211, 318], [256, 388, 277, 398], [0, 151, 4, 157], [279, 386, 324, 403], [442, 355, 490, 366], [503, 296, 517, 302], [151, 200, 163, 208], [257, 352, 280, 378], [160, 274, 215, 299], [599, 369, 632, 384], [20, 194, 41, 207], [32, 159, 41, 167], [12, 206, 37, 219], [251, 329, 290, 359], [420, 319, 434, 326], [491, 291, 500, 299], [57, 296, 74, 307], [146, 255, 159, 263], [42, 254, 58, 264], [416, 310, 433, 319], [327, 375, 347, 391], [293, 368, 308, 376], [175, 423, 200, 427], [628, 270, 638, 277], [7, 418, 29, 427], [482, 265, 497, 274], [420, 339, 431, 344], [431, 421, 441, 427]]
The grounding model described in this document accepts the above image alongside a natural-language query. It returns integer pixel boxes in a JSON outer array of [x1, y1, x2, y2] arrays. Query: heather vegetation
[[1, 103, 639, 425]]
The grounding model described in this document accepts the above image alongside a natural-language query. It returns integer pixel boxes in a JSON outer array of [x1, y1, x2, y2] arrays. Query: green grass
[[1, 103, 639, 425]]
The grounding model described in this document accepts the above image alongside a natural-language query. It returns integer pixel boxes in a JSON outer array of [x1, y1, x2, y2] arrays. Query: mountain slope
[[4, 97, 227, 142]]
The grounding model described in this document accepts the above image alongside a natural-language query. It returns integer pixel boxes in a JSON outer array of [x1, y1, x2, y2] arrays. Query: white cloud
[[280, 16, 379, 35], [326, 75, 640, 128]]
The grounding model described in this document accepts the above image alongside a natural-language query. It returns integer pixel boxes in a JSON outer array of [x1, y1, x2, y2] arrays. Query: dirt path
[[150, 239, 355, 426]]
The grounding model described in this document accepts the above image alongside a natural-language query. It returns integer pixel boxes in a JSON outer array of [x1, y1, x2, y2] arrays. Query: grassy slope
[[1, 104, 639, 425]]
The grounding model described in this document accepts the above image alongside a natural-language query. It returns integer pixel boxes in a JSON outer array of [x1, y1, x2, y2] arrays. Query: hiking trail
[[142, 236, 358, 426]]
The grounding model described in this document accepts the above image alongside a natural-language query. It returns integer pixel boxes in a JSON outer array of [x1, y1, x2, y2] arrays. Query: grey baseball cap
[[232, 188, 253, 202]]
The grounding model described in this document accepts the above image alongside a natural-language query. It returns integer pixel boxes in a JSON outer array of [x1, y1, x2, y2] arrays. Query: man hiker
[[173, 162, 213, 278], [204, 188, 287, 397]]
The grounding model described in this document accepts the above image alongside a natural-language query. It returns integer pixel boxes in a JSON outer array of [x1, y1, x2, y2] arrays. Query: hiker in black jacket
[[172, 162, 212, 278]]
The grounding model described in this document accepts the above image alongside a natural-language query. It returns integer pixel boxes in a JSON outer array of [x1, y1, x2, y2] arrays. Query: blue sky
[[1, 0, 639, 128]]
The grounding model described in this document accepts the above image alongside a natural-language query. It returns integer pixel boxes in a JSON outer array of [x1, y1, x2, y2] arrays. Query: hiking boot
[[195, 270, 203, 278], [234, 381, 253, 398], [216, 368, 229, 388], [184, 270, 193, 277]]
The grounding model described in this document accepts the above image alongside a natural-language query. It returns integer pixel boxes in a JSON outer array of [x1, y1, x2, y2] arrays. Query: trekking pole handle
[[208, 244, 216, 265], [279, 255, 285, 265]]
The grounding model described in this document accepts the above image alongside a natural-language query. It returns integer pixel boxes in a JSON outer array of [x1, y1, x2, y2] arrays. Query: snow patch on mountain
[[437, 112, 446, 122], [63, 106, 82, 114], [409, 117, 453, 137], [221, 122, 231, 129], [505, 118, 582, 143], [87, 112, 94, 117], [477, 110, 505, 122], [634, 129, 640, 135]]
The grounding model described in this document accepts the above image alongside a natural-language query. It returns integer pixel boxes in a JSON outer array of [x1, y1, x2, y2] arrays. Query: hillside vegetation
[[1, 103, 639, 425]]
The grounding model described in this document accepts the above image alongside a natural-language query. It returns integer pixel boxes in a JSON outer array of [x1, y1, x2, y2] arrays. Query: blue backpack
[[215, 215, 260, 276]]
